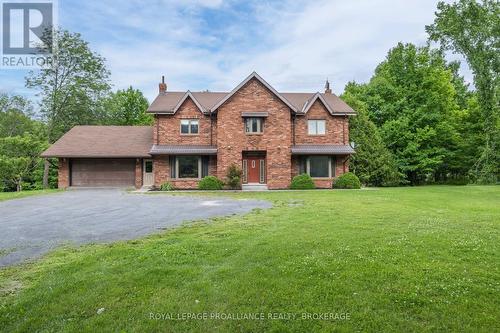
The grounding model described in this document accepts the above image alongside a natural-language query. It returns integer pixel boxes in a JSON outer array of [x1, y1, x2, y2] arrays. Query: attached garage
[[70, 159, 136, 187], [41, 126, 154, 189]]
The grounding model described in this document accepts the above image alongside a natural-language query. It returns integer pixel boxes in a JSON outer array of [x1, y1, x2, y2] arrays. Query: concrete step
[[242, 184, 268, 191]]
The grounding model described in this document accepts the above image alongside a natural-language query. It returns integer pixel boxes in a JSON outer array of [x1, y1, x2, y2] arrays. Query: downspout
[[342, 115, 346, 144], [155, 114, 159, 144], [292, 112, 296, 146], [210, 112, 213, 146]]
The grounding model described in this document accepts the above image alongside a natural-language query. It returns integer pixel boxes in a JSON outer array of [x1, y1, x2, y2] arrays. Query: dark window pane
[[309, 156, 329, 177], [170, 156, 176, 178], [180, 121, 189, 134], [190, 121, 199, 134], [299, 157, 306, 174], [145, 161, 153, 173], [178, 156, 199, 178], [202, 156, 209, 177], [252, 118, 258, 132]]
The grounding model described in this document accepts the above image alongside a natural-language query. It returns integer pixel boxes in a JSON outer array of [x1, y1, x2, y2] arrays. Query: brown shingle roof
[[291, 145, 355, 155], [41, 126, 153, 158], [147, 73, 356, 115], [150, 144, 217, 155]]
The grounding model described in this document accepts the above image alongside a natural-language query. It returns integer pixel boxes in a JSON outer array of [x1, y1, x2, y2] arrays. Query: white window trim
[[180, 119, 199, 135], [245, 117, 263, 134], [175, 156, 202, 179], [308, 119, 326, 135], [306, 156, 332, 178]]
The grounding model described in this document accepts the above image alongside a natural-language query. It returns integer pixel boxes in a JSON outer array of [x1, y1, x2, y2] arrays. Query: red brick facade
[[58, 158, 70, 189], [52, 74, 354, 190], [150, 77, 353, 190]]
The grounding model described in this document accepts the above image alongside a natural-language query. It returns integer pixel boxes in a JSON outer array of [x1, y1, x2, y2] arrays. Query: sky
[[0, 0, 471, 103]]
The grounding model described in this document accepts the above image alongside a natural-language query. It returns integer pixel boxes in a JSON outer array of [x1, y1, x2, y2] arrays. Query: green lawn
[[0, 189, 60, 202], [0, 186, 498, 332]]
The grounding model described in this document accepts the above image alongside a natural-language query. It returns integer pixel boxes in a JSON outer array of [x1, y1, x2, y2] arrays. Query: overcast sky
[[1, 0, 471, 102]]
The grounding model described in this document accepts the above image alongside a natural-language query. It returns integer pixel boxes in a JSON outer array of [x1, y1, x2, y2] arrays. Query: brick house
[[42, 72, 356, 190]]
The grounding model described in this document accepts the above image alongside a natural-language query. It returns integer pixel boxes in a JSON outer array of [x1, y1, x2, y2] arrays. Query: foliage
[[0, 94, 37, 137], [0, 189, 60, 202], [103, 87, 152, 125], [290, 173, 316, 189], [26, 29, 111, 142], [25, 29, 111, 188], [226, 164, 242, 189], [346, 43, 469, 184], [0, 135, 48, 191], [333, 172, 361, 189], [159, 182, 175, 191], [426, 0, 499, 183], [198, 176, 224, 190], [342, 89, 403, 186], [0, 187, 498, 332]]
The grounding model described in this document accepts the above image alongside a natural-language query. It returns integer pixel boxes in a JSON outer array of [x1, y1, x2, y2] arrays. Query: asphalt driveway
[[0, 189, 271, 267]]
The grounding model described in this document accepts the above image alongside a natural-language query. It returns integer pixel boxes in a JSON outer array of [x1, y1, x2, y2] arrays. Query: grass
[[0, 186, 499, 332], [0, 189, 61, 202]]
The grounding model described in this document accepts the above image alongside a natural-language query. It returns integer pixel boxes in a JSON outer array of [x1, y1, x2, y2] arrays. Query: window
[[245, 118, 263, 133], [180, 119, 199, 134], [170, 156, 209, 178], [299, 156, 335, 178], [145, 160, 153, 173], [308, 120, 326, 135], [177, 156, 199, 178]]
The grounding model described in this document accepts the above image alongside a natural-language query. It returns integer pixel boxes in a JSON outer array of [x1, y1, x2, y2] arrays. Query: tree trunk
[[16, 180, 22, 192], [43, 158, 50, 189]]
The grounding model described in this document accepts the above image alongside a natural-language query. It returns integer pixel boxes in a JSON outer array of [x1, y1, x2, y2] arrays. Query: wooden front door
[[243, 157, 265, 184]]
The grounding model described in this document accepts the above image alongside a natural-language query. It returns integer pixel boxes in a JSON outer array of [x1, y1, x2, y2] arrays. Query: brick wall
[[135, 159, 143, 189], [58, 158, 69, 188], [294, 100, 348, 145], [290, 155, 350, 189], [154, 98, 214, 145], [216, 78, 292, 189], [153, 155, 217, 189]]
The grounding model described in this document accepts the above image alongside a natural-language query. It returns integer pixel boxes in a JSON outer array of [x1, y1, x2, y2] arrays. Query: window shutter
[[201, 156, 209, 177], [169, 156, 176, 178]]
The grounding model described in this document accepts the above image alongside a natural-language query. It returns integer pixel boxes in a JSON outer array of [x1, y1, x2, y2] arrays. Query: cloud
[[2, 0, 473, 103]]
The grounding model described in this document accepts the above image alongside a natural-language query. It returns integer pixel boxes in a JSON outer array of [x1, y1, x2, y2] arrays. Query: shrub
[[198, 176, 224, 190], [290, 174, 316, 189], [226, 163, 242, 189], [333, 172, 361, 189], [159, 182, 175, 191]]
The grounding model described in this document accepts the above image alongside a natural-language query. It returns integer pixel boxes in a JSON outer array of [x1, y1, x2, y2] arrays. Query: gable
[[210, 72, 296, 112]]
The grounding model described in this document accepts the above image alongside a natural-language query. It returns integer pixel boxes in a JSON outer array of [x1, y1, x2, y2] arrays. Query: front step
[[137, 185, 153, 192], [242, 184, 268, 191]]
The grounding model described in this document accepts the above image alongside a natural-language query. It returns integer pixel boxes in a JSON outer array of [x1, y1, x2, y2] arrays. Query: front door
[[243, 157, 265, 184], [143, 160, 154, 186]]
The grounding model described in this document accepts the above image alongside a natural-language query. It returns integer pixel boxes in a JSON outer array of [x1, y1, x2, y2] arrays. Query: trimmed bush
[[290, 174, 316, 189], [159, 182, 175, 191], [333, 172, 361, 189], [198, 176, 224, 190], [226, 163, 242, 189]]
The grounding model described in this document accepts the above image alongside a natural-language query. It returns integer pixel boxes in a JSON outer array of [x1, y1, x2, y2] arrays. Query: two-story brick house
[[42, 72, 355, 189]]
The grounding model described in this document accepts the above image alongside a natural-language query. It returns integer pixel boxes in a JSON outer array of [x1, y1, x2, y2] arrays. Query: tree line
[[346, 0, 498, 186], [0, 0, 498, 191]]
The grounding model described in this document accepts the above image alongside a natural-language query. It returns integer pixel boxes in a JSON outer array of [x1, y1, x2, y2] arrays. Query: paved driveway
[[0, 190, 271, 267]]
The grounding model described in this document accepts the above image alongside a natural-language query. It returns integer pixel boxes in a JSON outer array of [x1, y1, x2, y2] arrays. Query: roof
[[41, 126, 153, 158], [147, 72, 356, 115], [149, 144, 217, 155], [291, 145, 355, 155]]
